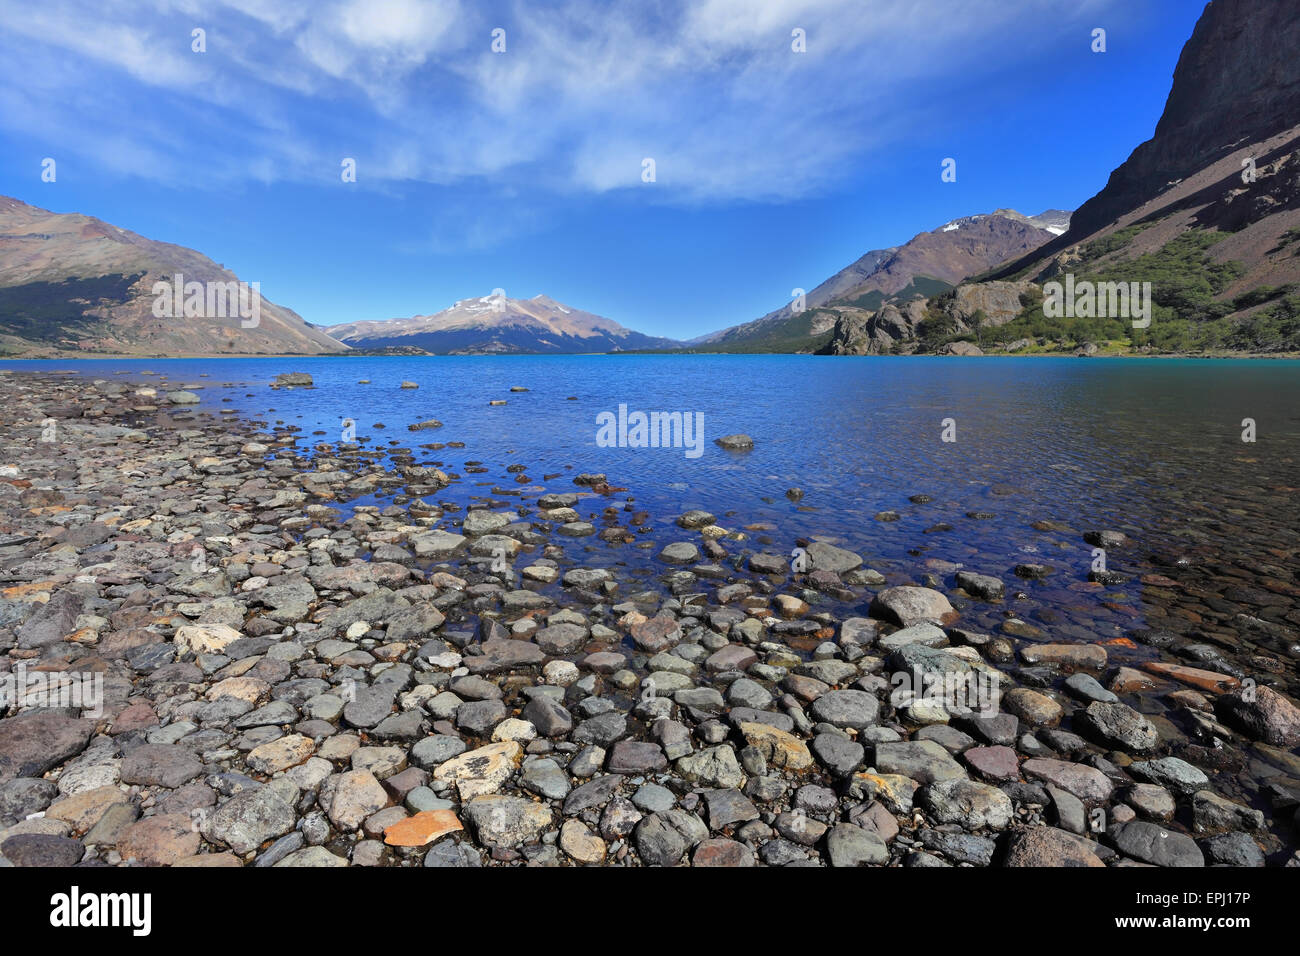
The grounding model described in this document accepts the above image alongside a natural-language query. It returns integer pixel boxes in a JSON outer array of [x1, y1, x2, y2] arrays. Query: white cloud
[[0, 0, 1123, 202]]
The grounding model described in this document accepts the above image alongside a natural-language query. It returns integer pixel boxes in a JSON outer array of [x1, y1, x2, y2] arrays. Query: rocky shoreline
[[0, 369, 1297, 868]]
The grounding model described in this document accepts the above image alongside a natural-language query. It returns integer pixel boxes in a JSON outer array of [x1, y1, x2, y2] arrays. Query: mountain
[[690, 210, 1064, 352], [976, 0, 1300, 354], [326, 293, 680, 354], [0, 196, 346, 356]]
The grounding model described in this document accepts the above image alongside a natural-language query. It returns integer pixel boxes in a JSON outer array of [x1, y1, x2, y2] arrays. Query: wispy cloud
[[0, 0, 1118, 202]]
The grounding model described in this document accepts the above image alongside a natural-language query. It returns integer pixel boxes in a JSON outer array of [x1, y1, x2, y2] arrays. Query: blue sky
[[0, 0, 1206, 339]]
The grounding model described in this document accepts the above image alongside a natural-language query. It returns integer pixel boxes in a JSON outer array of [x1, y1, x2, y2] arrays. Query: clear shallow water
[[4, 354, 1299, 645]]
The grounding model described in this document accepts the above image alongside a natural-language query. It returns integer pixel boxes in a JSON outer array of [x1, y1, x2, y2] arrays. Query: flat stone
[[383, 809, 463, 847], [737, 722, 814, 772], [873, 740, 966, 784], [963, 746, 1019, 782], [675, 745, 745, 789], [825, 823, 888, 866], [1022, 758, 1113, 803], [120, 744, 203, 789], [920, 777, 1013, 829], [1112, 821, 1204, 867], [431, 741, 523, 801], [1019, 643, 1107, 671], [635, 809, 708, 866], [327, 769, 390, 831], [1003, 826, 1105, 867], [0, 833, 84, 867], [870, 586, 955, 626], [0, 712, 95, 784], [1077, 701, 1158, 751], [559, 818, 606, 863], [464, 794, 552, 848], [205, 786, 297, 854], [117, 813, 200, 865], [607, 740, 668, 774], [693, 837, 755, 867], [810, 689, 880, 730]]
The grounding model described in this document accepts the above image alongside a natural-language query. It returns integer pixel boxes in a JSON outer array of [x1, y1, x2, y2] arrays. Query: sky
[[0, 0, 1208, 339]]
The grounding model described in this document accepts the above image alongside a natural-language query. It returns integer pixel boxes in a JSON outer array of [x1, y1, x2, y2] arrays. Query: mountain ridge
[[0, 195, 346, 356], [326, 292, 681, 354]]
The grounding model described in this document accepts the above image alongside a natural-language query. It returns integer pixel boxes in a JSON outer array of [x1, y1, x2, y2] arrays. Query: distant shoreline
[[3, 350, 1300, 362]]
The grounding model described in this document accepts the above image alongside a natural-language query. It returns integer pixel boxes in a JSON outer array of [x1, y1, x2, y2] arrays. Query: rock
[[1129, 757, 1209, 797], [920, 778, 1014, 829], [1214, 685, 1300, 747], [635, 809, 708, 865], [714, 434, 754, 451], [117, 813, 200, 865], [693, 838, 755, 867], [275, 846, 348, 867], [521, 697, 573, 737], [677, 510, 716, 529], [174, 622, 243, 655], [1064, 673, 1118, 703], [247, 734, 315, 774], [1112, 821, 1204, 867], [431, 741, 523, 801], [327, 770, 390, 831], [809, 689, 880, 730], [811, 733, 865, 777], [963, 746, 1019, 782], [825, 823, 889, 866], [658, 542, 701, 565], [1003, 688, 1063, 727], [120, 744, 204, 789], [805, 541, 862, 573], [607, 741, 668, 774], [272, 372, 313, 387], [464, 795, 552, 848], [676, 746, 745, 789], [1003, 827, 1105, 867], [1019, 643, 1107, 671], [737, 723, 813, 772], [1022, 758, 1114, 803], [1077, 701, 1158, 751], [205, 786, 297, 854], [0, 833, 84, 867], [955, 571, 1004, 600], [870, 586, 955, 626], [0, 712, 94, 784], [559, 819, 606, 863], [1201, 831, 1264, 867], [1191, 791, 1264, 833], [703, 788, 759, 830], [874, 741, 966, 784]]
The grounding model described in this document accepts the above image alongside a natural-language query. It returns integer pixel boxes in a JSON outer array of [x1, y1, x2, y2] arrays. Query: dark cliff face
[[1068, 0, 1300, 238]]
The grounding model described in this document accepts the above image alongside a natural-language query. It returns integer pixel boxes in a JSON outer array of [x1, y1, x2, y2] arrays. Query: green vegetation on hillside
[[930, 226, 1300, 353], [0, 273, 144, 344]]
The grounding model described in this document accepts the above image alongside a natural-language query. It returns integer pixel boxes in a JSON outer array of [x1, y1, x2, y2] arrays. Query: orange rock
[[2, 580, 55, 599], [383, 809, 463, 847], [1142, 662, 1239, 694]]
